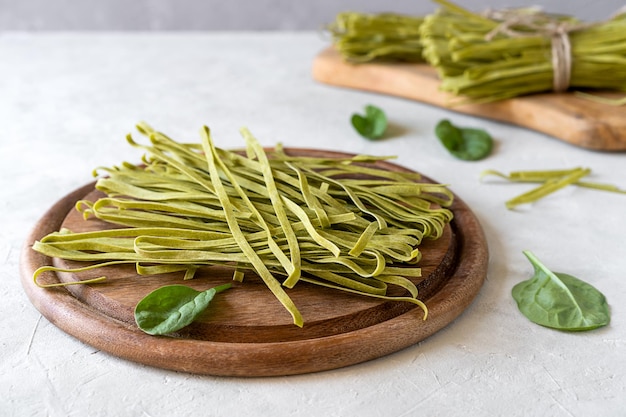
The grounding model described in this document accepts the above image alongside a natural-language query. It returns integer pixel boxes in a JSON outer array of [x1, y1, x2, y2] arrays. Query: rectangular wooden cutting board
[[312, 47, 626, 151]]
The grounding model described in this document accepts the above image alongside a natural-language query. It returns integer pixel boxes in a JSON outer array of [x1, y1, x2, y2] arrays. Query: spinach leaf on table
[[435, 119, 493, 160], [351, 104, 388, 140], [134, 283, 231, 335], [512, 251, 610, 332]]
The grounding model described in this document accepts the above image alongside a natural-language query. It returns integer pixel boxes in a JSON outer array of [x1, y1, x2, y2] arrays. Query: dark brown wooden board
[[20, 148, 488, 377], [312, 47, 626, 151]]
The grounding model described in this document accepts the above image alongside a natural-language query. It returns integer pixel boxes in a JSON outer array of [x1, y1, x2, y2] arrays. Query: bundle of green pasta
[[328, 1, 626, 102], [33, 123, 454, 327], [420, 0, 626, 102], [327, 11, 425, 62]]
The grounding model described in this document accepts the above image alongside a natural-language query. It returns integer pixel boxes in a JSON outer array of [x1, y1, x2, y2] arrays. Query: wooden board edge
[[312, 47, 626, 151]]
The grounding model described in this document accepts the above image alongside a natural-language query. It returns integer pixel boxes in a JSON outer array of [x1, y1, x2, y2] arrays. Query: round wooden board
[[20, 148, 488, 377]]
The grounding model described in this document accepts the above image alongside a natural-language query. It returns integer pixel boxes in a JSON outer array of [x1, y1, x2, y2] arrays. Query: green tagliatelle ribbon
[[33, 122, 455, 326], [481, 167, 626, 209]]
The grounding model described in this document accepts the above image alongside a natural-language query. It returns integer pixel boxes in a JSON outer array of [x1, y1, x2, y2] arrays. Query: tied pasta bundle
[[32, 123, 454, 327], [420, 1, 626, 102], [328, 0, 626, 103]]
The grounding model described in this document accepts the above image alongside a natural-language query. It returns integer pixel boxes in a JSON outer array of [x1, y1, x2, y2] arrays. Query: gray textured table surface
[[1, 0, 620, 30], [1, 32, 625, 417]]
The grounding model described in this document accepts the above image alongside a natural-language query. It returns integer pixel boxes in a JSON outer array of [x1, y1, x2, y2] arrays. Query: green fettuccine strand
[[481, 167, 626, 209]]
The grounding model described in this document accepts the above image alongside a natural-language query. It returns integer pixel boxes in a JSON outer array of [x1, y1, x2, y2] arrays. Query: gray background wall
[[0, 0, 622, 31]]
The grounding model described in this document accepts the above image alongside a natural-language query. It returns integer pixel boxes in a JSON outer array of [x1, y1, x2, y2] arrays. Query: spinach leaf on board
[[512, 251, 610, 332], [351, 104, 388, 140], [435, 119, 493, 160], [134, 283, 231, 335]]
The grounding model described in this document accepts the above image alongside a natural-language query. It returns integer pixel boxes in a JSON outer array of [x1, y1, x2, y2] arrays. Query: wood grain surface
[[312, 47, 626, 151], [20, 148, 488, 377]]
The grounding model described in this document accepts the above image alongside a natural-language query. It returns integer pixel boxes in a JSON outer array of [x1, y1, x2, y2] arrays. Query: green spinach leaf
[[512, 251, 610, 331], [435, 119, 493, 160], [351, 104, 388, 140], [134, 283, 231, 335]]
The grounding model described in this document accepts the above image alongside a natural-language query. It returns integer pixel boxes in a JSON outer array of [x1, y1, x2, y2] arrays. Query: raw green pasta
[[419, 0, 626, 102], [328, 12, 425, 63], [328, 1, 626, 102], [574, 92, 626, 106], [481, 167, 626, 209], [33, 123, 455, 327]]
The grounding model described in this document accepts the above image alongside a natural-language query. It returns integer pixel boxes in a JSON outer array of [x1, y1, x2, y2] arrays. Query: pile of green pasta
[[33, 123, 454, 327], [328, 0, 626, 102]]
